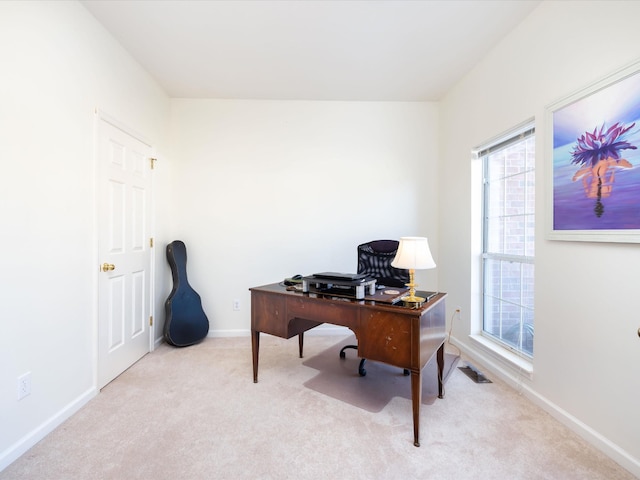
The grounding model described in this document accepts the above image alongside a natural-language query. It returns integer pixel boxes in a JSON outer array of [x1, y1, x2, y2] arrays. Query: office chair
[[339, 239, 410, 376]]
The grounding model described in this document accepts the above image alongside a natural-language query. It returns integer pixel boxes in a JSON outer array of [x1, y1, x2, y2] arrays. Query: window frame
[[479, 123, 535, 360]]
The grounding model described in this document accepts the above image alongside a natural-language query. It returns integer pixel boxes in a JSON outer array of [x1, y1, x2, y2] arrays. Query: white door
[[97, 115, 153, 389]]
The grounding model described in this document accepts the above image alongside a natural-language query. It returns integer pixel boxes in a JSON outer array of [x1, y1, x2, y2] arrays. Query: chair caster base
[[339, 344, 357, 359], [358, 358, 366, 377], [340, 345, 367, 376]]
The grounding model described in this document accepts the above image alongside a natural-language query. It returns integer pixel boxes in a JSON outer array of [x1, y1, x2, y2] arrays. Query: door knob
[[101, 263, 115, 272]]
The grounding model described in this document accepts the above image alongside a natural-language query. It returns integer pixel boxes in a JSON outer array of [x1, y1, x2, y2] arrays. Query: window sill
[[468, 334, 533, 379]]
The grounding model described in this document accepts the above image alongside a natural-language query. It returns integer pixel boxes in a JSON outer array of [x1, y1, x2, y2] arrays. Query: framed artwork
[[546, 60, 640, 243]]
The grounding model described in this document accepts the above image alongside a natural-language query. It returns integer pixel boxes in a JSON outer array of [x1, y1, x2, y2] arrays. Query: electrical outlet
[[17, 372, 31, 400], [233, 299, 241, 311]]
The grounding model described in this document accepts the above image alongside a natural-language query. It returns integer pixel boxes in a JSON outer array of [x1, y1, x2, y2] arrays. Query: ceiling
[[81, 0, 541, 101]]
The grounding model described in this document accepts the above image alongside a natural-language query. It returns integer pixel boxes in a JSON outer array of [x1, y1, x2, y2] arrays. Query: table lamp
[[391, 236, 436, 305]]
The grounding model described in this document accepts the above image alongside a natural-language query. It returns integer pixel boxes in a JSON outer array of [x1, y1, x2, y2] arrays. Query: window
[[480, 125, 535, 358]]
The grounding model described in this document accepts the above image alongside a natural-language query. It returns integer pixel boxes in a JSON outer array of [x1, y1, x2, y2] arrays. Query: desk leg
[[298, 333, 304, 358], [252, 330, 260, 383], [410, 370, 422, 447], [437, 343, 445, 399]]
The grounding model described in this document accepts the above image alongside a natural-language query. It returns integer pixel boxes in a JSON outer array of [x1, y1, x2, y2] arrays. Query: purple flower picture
[[551, 66, 640, 236]]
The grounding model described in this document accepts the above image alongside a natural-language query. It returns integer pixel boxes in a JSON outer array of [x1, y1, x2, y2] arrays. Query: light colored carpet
[[0, 335, 634, 480]]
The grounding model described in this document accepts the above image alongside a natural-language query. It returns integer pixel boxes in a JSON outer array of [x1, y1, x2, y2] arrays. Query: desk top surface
[[250, 282, 446, 314]]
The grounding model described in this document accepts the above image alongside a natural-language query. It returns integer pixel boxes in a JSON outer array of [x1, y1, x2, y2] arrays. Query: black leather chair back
[[357, 239, 409, 288]]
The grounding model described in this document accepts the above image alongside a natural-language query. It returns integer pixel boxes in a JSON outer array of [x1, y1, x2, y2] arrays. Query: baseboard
[[152, 326, 351, 351], [0, 386, 97, 472], [450, 336, 640, 478], [207, 325, 352, 338]]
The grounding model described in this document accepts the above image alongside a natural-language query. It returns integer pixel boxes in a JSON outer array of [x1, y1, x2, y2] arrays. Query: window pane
[[505, 173, 526, 216], [525, 214, 535, 257], [523, 263, 534, 308], [522, 309, 534, 356], [483, 258, 500, 298], [486, 178, 504, 217], [501, 260, 521, 304], [481, 126, 535, 359], [525, 171, 535, 214], [487, 152, 505, 181], [504, 215, 526, 256], [524, 136, 535, 170], [486, 216, 504, 253], [482, 294, 500, 336]]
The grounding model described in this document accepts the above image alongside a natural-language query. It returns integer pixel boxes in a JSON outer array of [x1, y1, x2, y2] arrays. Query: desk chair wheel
[[358, 359, 366, 377], [339, 344, 356, 359], [339, 344, 367, 376], [341, 344, 409, 377]]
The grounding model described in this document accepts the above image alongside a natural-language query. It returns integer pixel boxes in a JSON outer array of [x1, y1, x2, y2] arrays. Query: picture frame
[[546, 59, 640, 243]]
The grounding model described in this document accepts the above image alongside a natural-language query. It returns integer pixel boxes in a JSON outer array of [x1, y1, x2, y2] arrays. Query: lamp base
[[402, 269, 424, 306], [400, 294, 425, 307]]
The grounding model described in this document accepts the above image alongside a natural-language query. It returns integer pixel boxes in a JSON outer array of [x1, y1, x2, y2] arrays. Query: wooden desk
[[250, 283, 447, 447]]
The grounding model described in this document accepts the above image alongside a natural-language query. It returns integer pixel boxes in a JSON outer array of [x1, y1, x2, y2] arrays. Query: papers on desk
[[364, 289, 438, 304], [363, 288, 408, 304], [422, 291, 438, 302]]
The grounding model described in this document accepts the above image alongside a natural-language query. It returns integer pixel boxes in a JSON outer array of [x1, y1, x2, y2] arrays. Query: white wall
[[439, 1, 640, 475], [0, 1, 171, 469], [168, 99, 440, 335]]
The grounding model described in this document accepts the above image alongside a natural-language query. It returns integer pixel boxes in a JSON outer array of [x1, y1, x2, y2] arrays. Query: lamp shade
[[391, 237, 436, 270]]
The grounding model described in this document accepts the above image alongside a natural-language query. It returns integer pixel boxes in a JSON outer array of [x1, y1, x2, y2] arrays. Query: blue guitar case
[[164, 240, 209, 346]]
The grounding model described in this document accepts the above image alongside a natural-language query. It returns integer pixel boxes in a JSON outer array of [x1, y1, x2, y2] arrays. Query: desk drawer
[[358, 311, 412, 368], [286, 296, 359, 329], [251, 291, 287, 337]]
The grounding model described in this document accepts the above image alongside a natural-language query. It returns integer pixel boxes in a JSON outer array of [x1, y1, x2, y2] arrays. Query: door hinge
[[150, 157, 157, 170], [150, 237, 154, 248], [149, 315, 153, 326]]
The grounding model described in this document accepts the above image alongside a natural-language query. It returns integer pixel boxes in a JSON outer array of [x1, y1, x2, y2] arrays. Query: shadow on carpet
[[302, 336, 459, 413]]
